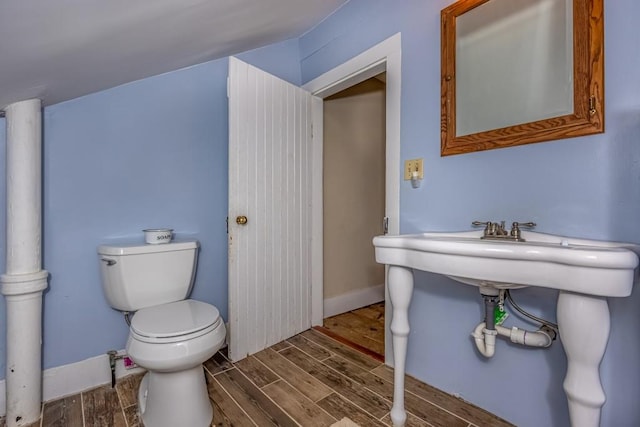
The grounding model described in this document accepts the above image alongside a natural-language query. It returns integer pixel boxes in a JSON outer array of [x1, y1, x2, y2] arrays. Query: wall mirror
[[441, 0, 604, 156]]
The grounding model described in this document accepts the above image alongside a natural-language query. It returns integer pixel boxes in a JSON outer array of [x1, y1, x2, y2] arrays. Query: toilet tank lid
[[98, 239, 199, 256]]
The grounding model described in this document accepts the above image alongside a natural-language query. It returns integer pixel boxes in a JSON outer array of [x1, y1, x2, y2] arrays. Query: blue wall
[[299, 1, 640, 426], [41, 58, 231, 368], [1, 1, 639, 426], [0, 40, 301, 375]]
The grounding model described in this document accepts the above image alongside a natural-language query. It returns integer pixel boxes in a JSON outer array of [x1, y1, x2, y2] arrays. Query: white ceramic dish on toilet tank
[[143, 228, 173, 244]]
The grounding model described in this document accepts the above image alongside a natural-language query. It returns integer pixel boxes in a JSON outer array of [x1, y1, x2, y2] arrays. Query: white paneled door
[[228, 57, 316, 361]]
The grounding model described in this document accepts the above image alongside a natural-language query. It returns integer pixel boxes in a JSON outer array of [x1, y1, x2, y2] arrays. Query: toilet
[[97, 239, 225, 427]]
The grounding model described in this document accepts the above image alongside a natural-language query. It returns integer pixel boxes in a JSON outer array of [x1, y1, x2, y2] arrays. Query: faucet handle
[[472, 221, 491, 227], [512, 221, 536, 229], [510, 221, 536, 240], [472, 221, 491, 233]]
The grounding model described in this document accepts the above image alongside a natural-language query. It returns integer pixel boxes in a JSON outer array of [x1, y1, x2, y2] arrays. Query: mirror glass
[[441, 0, 604, 156], [456, 0, 573, 136]]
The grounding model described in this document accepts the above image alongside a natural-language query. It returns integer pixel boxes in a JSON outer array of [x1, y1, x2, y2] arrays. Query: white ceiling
[[0, 0, 347, 110]]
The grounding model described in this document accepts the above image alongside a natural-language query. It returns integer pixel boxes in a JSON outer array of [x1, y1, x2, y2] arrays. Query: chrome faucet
[[472, 220, 508, 237], [472, 221, 536, 242]]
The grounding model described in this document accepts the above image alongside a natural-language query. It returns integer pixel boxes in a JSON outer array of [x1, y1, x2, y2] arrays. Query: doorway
[[303, 33, 401, 363], [319, 75, 386, 359]]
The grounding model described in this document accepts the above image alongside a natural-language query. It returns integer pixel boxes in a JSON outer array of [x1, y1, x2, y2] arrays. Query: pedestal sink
[[373, 230, 640, 427]]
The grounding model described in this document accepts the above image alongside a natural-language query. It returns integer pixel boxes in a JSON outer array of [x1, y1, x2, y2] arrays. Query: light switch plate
[[404, 158, 424, 180]]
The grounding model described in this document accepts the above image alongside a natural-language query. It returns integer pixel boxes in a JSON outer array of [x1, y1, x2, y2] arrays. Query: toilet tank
[[97, 240, 199, 312]]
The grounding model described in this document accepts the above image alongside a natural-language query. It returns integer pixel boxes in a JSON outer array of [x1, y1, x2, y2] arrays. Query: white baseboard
[[323, 284, 384, 318], [0, 350, 145, 416]]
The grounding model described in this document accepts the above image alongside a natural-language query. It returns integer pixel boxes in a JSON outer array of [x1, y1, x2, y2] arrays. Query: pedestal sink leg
[[388, 266, 414, 427], [557, 291, 610, 427]]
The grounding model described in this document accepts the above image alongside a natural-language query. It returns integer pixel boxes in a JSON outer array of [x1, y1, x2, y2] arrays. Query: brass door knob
[[236, 215, 248, 225]]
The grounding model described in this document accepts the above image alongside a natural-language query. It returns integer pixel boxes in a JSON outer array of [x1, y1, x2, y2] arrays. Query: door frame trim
[[302, 33, 402, 326]]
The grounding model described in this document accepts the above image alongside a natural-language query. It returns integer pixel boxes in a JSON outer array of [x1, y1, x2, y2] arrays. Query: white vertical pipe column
[[1, 99, 48, 426]]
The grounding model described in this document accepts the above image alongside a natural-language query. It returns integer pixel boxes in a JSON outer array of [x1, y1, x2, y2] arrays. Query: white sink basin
[[373, 229, 640, 427], [373, 230, 639, 297]]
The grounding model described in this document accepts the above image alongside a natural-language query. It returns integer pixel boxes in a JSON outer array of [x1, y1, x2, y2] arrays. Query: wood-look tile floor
[[0, 328, 513, 427], [320, 302, 385, 361]]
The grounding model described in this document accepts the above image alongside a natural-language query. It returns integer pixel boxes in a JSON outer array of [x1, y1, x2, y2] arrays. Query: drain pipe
[[1, 99, 48, 426], [473, 322, 554, 352], [472, 292, 498, 357], [497, 324, 554, 347], [471, 288, 555, 357]]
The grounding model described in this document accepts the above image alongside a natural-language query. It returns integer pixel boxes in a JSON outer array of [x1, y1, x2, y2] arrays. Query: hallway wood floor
[[320, 302, 385, 361], [0, 328, 513, 427]]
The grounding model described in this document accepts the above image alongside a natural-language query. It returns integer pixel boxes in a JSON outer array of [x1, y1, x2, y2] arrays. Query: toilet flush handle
[[101, 258, 117, 266]]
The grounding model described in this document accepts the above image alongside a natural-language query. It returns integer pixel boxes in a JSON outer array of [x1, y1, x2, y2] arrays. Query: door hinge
[[383, 217, 389, 235], [226, 216, 229, 234]]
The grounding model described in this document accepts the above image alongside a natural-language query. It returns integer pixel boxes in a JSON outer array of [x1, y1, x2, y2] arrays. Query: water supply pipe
[[1, 99, 48, 426]]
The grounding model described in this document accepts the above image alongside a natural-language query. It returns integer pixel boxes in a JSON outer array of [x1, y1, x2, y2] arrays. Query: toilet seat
[[130, 299, 221, 344]]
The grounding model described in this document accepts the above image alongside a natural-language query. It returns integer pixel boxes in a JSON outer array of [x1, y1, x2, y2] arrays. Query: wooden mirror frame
[[441, 0, 604, 156]]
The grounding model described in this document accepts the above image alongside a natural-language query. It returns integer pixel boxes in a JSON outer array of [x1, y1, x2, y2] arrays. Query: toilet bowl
[[127, 300, 226, 427], [127, 299, 225, 371], [97, 240, 225, 427]]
